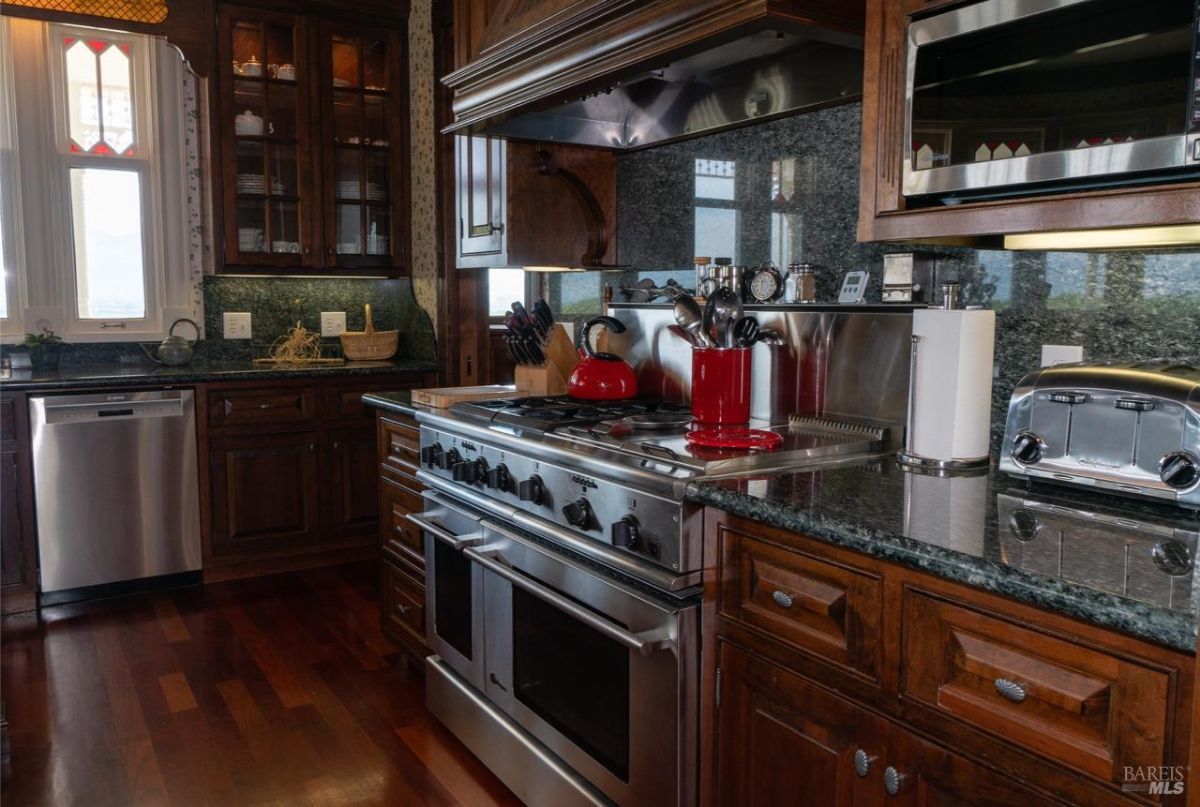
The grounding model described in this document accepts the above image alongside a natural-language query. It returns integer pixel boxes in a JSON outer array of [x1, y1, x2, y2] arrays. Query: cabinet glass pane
[[267, 143, 296, 197], [235, 141, 265, 195], [335, 204, 361, 255], [333, 91, 362, 144], [231, 21, 264, 71], [365, 152, 388, 201], [269, 201, 300, 253], [334, 148, 361, 199], [233, 81, 264, 134], [331, 35, 359, 88], [236, 201, 266, 253], [366, 207, 389, 255], [364, 95, 387, 145], [266, 83, 297, 139], [265, 24, 294, 72], [363, 37, 387, 90]]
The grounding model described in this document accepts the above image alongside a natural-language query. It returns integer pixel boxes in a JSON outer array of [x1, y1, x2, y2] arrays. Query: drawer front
[[326, 381, 417, 421], [382, 559, 426, 655], [379, 415, 420, 476], [902, 590, 1172, 789], [718, 526, 882, 681], [209, 387, 317, 427], [380, 475, 424, 568]]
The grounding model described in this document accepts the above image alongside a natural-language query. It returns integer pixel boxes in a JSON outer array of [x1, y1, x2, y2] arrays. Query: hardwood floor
[[0, 562, 522, 807]]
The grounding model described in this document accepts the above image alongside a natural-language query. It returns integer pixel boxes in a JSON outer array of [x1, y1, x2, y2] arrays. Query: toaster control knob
[[518, 475, 544, 505], [612, 516, 641, 550], [1010, 432, 1043, 465], [1160, 451, 1200, 490], [562, 498, 593, 530], [437, 447, 461, 471], [420, 443, 443, 468], [485, 463, 511, 491]]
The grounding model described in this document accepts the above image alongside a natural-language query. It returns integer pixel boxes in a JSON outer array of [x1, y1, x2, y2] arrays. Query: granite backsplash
[[2, 276, 436, 366], [546, 101, 1200, 447]]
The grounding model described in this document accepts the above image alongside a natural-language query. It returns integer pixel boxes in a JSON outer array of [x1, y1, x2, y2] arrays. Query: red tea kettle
[[568, 316, 638, 400]]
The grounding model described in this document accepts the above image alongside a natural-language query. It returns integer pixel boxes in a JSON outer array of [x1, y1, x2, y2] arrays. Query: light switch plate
[[321, 311, 346, 337], [1041, 344, 1083, 367], [223, 312, 252, 340]]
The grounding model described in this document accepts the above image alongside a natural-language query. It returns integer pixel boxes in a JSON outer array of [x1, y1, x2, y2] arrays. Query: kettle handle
[[580, 316, 626, 359], [138, 342, 165, 365], [169, 317, 200, 345]]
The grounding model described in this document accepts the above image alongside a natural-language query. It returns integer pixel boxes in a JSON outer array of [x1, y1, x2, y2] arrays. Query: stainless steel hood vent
[[480, 32, 863, 148], [443, 0, 865, 150]]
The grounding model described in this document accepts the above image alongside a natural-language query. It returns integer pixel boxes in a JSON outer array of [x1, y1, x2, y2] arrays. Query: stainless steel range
[[408, 307, 914, 807]]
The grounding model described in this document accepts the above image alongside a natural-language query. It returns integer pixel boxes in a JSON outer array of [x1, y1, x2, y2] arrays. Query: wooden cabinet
[[857, 0, 1200, 244], [0, 393, 36, 614], [325, 425, 380, 543], [455, 134, 506, 267], [704, 509, 1194, 807], [216, 5, 409, 274], [209, 431, 322, 556]]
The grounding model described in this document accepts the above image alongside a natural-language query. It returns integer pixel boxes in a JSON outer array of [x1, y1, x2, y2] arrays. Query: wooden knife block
[[515, 324, 578, 396]]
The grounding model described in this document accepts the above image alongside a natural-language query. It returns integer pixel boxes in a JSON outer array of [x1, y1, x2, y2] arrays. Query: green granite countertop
[[0, 358, 437, 392], [688, 460, 1200, 652]]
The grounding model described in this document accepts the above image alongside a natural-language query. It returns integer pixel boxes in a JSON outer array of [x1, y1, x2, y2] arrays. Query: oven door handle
[[463, 545, 672, 657], [406, 513, 485, 550]]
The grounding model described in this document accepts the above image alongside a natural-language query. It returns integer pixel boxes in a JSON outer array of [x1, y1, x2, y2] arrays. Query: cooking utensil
[[706, 286, 743, 347], [567, 316, 638, 400], [667, 324, 697, 346], [674, 293, 713, 348], [732, 316, 759, 348]]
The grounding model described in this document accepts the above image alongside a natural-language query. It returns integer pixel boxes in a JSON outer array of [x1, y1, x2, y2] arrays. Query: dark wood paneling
[[207, 385, 319, 429], [324, 425, 380, 543], [381, 557, 428, 658], [0, 392, 36, 615], [209, 432, 322, 556], [380, 475, 425, 570]]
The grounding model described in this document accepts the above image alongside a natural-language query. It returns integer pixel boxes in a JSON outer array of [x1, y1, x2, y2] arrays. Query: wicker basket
[[340, 304, 399, 361]]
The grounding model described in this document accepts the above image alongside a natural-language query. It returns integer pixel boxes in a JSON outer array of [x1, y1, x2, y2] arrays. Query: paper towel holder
[[897, 332, 991, 471]]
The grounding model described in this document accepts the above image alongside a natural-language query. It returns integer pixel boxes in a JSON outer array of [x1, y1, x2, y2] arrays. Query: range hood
[[443, 0, 865, 149]]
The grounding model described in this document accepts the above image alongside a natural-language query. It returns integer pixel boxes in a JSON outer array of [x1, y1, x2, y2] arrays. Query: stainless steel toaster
[[999, 361, 1200, 508]]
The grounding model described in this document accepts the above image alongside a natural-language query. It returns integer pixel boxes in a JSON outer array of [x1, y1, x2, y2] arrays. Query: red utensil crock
[[691, 347, 751, 425]]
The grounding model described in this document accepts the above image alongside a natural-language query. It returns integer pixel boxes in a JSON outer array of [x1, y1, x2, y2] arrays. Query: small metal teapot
[[140, 318, 199, 366]]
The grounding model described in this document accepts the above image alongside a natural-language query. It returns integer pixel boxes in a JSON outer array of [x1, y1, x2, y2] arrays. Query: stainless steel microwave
[[903, 0, 1200, 200]]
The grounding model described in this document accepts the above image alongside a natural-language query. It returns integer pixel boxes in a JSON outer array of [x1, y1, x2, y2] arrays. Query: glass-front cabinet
[[216, 7, 407, 274]]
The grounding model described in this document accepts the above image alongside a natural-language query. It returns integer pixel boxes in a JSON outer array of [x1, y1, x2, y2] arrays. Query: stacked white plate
[[236, 174, 285, 195], [336, 181, 386, 201]]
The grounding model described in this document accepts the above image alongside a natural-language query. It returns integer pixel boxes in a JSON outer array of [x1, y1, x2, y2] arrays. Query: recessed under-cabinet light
[[1004, 224, 1200, 251]]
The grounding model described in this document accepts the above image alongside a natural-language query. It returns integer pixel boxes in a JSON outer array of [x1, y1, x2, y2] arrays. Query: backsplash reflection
[[546, 101, 1200, 447]]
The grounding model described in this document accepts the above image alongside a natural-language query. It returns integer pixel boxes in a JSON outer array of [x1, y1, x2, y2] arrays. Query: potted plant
[[24, 327, 64, 371]]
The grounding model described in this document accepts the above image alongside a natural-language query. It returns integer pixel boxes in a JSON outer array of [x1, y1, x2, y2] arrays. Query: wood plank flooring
[[1, 562, 523, 807]]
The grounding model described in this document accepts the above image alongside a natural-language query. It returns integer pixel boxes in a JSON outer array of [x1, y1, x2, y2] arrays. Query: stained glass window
[[63, 36, 134, 155]]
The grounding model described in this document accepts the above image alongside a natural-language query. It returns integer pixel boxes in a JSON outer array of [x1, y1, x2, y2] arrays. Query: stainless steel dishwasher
[[29, 389, 201, 597]]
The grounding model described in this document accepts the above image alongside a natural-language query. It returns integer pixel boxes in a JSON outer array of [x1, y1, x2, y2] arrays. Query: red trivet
[[685, 428, 783, 451]]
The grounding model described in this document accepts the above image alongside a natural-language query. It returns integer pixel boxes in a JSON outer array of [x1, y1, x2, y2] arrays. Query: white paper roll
[[908, 309, 996, 462]]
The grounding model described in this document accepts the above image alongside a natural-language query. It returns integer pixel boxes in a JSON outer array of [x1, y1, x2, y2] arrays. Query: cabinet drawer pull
[[994, 677, 1027, 703], [771, 590, 793, 608], [853, 748, 875, 778], [396, 603, 410, 616], [884, 766, 906, 796]]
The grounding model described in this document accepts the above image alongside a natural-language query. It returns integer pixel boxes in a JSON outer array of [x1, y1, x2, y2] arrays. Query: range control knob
[[437, 447, 461, 471], [562, 498, 593, 530], [1010, 432, 1043, 465], [1160, 451, 1200, 490], [612, 516, 641, 550], [485, 463, 511, 491], [518, 475, 545, 505], [471, 457, 489, 485], [451, 459, 478, 484], [420, 443, 443, 468]]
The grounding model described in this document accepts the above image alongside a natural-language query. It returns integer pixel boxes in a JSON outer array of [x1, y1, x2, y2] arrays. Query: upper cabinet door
[[318, 22, 410, 273], [456, 134, 507, 267], [218, 6, 315, 268]]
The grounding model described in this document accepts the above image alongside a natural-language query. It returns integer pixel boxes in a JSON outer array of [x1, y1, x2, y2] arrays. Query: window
[[488, 268, 527, 319], [0, 18, 191, 341]]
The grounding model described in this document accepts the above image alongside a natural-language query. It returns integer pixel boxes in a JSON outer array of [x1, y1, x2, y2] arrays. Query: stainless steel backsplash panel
[[606, 304, 914, 438]]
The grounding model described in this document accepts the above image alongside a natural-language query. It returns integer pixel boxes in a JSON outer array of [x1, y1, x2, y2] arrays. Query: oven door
[[903, 0, 1200, 198], [467, 519, 698, 807], [407, 492, 486, 691]]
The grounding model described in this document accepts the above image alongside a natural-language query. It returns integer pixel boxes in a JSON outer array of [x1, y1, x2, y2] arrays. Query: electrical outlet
[[321, 311, 347, 337], [223, 312, 252, 340], [1041, 344, 1083, 367]]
